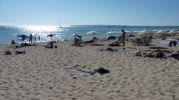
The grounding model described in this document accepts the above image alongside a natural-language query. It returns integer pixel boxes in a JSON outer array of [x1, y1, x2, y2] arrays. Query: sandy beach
[[0, 38, 179, 100]]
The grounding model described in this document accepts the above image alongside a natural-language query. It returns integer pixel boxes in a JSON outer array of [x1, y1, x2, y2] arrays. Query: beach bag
[[94, 68, 110, 75], [5, 51, 12, 55], [15, 51, 26, 54]]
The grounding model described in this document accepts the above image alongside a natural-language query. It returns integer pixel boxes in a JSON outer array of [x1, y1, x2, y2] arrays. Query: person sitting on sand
[[169, 41, 177, 47], [5, 51, 12, 55], [74, 34, 82, 46], [11, 40, 16, 48], [93, 37, 98, 41], [45, 41, 54, 49], [152, 50, 166, 58], [136, 49, 166, 58], [145, 50, 166, 58], [20, 42, 35, 47]]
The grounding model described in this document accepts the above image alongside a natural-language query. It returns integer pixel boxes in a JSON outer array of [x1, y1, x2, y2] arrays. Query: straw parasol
[[155, 30, 167, 38], [138, 30, 153, 37], [168, 30, 177, 38]]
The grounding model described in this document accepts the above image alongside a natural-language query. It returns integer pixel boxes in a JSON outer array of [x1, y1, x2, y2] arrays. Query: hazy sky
[[0, 0, 179, 26]]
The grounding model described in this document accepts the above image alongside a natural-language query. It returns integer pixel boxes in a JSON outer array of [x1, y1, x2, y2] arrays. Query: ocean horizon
[[0, 25, 179, 43]]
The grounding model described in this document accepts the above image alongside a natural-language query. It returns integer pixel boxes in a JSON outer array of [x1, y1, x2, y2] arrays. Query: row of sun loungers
[[135, 46, 179, 60]]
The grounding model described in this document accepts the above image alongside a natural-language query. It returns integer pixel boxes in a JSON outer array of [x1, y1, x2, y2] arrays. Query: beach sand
[[0, 39, 179, 100]]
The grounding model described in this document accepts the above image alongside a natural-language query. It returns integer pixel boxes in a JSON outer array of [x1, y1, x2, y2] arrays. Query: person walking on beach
[[38, 36, 41, 40], [29, 33, 33, 44], [121, 29, 126, 50]]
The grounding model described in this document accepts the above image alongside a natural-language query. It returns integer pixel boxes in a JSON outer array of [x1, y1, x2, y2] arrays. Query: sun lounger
[[135, 50, 167, 58]]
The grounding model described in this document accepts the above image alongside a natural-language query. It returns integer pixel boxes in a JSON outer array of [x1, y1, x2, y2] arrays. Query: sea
[[0, 25, 179, 43]]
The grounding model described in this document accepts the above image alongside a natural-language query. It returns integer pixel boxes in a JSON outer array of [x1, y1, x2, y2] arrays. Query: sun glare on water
[[23, 26, 58, 32]]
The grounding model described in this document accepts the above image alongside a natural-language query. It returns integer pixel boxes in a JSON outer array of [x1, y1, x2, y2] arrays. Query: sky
[[0, 0, 179, 26]]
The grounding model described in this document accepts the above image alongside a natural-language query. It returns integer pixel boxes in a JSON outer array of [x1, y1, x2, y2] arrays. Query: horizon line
[[0, 24, 179, 27]]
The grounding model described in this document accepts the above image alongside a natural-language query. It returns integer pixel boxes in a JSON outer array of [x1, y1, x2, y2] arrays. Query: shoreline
[[0, 25, 179, 44]]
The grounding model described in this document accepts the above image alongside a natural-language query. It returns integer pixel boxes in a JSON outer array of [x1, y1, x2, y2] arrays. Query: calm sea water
[[0, 25, 179, 43]]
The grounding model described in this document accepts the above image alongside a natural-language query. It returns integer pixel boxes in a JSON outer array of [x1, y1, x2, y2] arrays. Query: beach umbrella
[[47, 34, 56, 40], [168, 30, 177, 38], [125, 31, 136, 37], [138, 30, 153, 37], [156, 30, 167, 34], [87, 31, 98, 35], [86, 31, 99, 38], [72, 33, 80, 37], [73, 33, 82, 39], [155, 30, 167, 38], [107, 31, 119, 36], [17, 34, 29, 41], [106, 31, 119, 40], [138, 30, 147, 35], [86, 31, 99, 40], [47, 34, 55, 37]]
